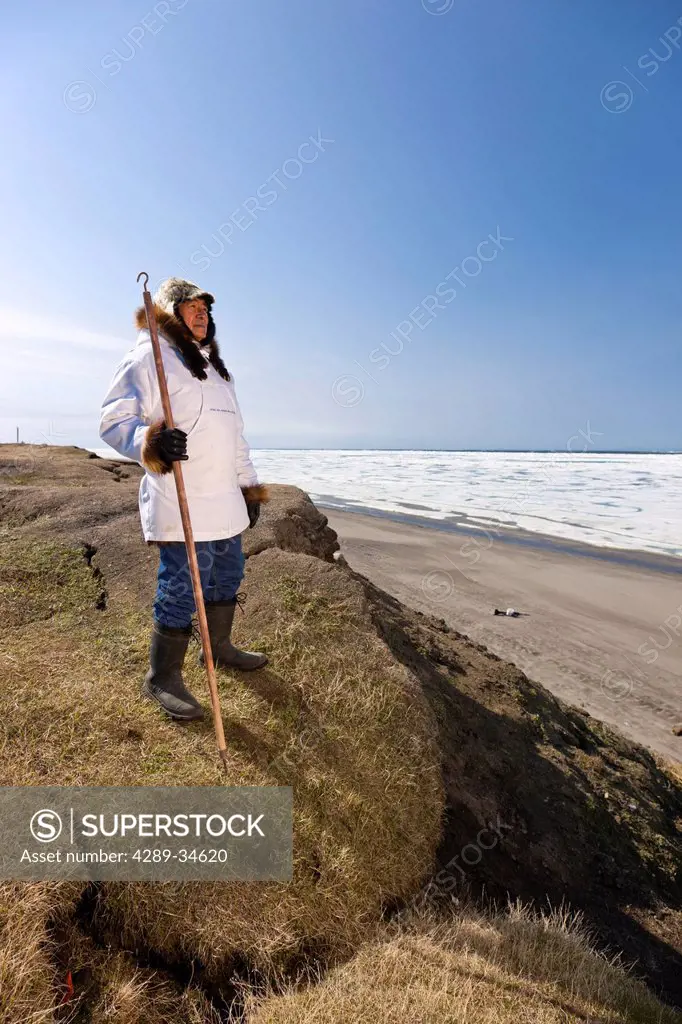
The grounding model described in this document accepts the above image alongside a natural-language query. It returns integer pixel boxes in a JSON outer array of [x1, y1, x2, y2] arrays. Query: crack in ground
[[45, 882, 337, 1022], [80, 543, 107, 611]]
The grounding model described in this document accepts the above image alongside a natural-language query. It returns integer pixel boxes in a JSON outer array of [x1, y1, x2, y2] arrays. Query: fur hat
[[153, 277, 215, 319], [151, 277, 217, 349], [136, 276, 229, 381]]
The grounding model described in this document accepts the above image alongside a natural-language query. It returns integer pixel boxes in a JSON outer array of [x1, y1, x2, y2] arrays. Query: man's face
[[178, 298, 209, 342]]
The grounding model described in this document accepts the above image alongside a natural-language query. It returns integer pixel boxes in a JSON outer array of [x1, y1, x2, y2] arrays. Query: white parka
[[99, 318, 258, 543]]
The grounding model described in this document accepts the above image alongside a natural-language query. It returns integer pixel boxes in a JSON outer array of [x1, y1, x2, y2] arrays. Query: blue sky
[[1, 0, 681, 451]]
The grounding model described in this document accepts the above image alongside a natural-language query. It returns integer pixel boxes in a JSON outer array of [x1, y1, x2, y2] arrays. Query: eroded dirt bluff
[[0, 444, 681, 1009], [0, 444, 443, 1001], [0, 445, 339, 608]]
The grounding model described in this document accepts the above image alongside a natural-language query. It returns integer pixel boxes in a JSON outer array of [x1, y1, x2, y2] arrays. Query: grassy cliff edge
[[0, 444, 680, 1023]]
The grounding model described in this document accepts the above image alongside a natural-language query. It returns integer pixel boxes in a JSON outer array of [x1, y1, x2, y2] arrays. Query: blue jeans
[[153, 536, 245, 629]]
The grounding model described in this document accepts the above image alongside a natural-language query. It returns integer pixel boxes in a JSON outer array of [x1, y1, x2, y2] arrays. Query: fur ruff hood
[[131, 303, 270, 509], [134, 304, 231, 383]]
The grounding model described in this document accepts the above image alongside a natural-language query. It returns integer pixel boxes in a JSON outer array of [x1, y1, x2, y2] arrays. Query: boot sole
[[223, 659, 268, 672], [198, 654, 268, 672], [141, 681, 204, 722]]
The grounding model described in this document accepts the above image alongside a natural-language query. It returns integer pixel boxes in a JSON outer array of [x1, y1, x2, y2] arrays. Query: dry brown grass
[[0, 535, 443, 994], [0, 882, 82, 1023], [5, 883, 679, 1024], [1, 446, 682, 1020], [244, 902, 682, 1023], [665, 758, 682, 787], [91, 551, 443, 977], [83, 970, 221, 1024], [56, 924, 224, 1024], [0, 880, 222, 1023]]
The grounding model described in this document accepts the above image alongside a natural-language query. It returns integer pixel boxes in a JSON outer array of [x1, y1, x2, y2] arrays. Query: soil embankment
[[0, 445, 680, 1021]]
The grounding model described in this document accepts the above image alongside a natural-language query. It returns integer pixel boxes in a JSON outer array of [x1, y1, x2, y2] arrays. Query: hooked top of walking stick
[[137, 271, 150, 291]]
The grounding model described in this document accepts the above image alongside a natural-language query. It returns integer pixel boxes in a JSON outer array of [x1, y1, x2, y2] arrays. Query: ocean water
[[89, 447, 682, 559], [251, 450, 682, 559]]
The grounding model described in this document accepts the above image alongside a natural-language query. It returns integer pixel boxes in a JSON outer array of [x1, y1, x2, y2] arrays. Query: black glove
[[246, 501, 260, 529], [158, 427, 188, 464]]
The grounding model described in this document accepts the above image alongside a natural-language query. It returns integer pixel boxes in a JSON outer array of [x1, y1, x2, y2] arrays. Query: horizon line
[[2, 443, 681, 456]]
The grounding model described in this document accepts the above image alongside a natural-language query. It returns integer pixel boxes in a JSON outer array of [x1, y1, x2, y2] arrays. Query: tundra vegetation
[[0, 445, 680, 1022]]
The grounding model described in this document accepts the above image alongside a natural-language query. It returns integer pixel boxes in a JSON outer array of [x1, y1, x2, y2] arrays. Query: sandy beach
[[325, 507, 682, 763]]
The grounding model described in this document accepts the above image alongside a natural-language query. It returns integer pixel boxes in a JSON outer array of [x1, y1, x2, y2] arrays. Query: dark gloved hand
[[158, 427, 188, 464], [246, 501, 260, 529]]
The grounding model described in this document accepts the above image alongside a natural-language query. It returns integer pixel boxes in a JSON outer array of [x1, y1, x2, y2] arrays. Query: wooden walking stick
[[137, 271, 229, 774]]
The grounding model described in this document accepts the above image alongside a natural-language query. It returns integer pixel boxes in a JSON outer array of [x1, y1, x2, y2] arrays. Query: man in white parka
[[99, 277, 269, 722]]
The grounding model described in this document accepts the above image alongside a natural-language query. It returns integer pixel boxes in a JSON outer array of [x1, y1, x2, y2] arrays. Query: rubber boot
[[142, 623, 204, 721], [200, 598, 268, 671]]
